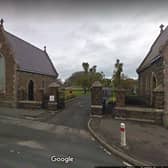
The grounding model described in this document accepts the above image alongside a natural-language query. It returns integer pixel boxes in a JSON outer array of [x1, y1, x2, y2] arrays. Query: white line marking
[[103, 148, 111, 156], [91, 137, 95, 141], [123, 161, 132, 167], [99, 146, 103, 149], [9, 150, 15, 153]]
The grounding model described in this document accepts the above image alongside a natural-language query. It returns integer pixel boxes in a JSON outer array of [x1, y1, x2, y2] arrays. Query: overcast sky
[[0, 0, 168, 80]]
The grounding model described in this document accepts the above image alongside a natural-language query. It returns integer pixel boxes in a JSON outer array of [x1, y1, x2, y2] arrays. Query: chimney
[[0, 18, 4, 29], [44, 46, 46, 52], [160, 24, 164, 33]]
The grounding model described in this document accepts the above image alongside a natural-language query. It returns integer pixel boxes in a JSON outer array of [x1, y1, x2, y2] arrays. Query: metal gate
[[102, 87, 114, 113]]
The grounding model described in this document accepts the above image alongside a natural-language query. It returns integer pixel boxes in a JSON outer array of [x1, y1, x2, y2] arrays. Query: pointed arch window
[[152, 73, 157, 90], [28, 80, 34, 100], [0, 54, 5, 92]]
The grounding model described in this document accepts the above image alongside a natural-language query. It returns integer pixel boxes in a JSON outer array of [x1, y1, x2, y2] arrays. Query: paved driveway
[[0, 96, 123, 167], [48, 96, 91, 129]]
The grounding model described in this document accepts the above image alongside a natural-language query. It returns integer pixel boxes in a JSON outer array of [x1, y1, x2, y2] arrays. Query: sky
[[0, 0, 168, 81]]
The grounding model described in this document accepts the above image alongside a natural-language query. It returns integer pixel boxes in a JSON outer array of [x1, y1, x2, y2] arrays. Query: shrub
[[125, 95, 149, 107], [107, 96, 116, 104]]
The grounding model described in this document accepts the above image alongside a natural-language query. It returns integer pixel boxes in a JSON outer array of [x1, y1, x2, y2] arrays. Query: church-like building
[[137, 24, 167, 108], [0, 19, 58, 107]]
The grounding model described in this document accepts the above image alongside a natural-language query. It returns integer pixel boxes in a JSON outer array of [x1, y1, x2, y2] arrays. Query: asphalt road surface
[[0, 96, 124, 168]]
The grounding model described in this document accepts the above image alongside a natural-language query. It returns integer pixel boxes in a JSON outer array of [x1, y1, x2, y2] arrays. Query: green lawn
[[64, 88, 90, 100]]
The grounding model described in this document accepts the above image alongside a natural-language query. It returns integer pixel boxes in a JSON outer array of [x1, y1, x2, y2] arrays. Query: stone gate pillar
[[48, 82, 60, 111], [91, 81, 103, 115], [115, 89, 126, 107]]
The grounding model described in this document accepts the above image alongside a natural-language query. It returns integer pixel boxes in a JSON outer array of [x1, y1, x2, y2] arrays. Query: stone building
[[137, 24, 167, 107], [0, 19, 58, 107]]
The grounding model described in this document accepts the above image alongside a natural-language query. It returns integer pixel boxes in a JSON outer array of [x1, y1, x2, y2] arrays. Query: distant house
[[0, 19, 58, 107], [137, 24, 167, 107]]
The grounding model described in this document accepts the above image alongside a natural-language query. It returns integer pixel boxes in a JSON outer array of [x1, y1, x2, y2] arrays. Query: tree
[[120, 76, 138, 93], [90, 65, 97, 73], [112, 59, 123, 88], [102, 78, 112, 87], [82, 62, 89, 73], [65, 63, 106, 91], [82, 62, 90, 93]]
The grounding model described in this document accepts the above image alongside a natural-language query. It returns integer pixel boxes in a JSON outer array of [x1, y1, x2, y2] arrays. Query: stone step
[[115, 116, 155, 123], [0, 101, 15, 107], [17, 101, 42, 109]]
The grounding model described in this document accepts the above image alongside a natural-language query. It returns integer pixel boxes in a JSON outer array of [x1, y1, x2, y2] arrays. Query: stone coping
[[115, 106, 164, 113], [91, 105, 102, 108], [18, 101, 42, 104]]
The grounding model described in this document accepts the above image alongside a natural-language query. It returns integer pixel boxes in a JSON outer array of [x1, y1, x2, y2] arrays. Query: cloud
[[0, 1, 168, 80]]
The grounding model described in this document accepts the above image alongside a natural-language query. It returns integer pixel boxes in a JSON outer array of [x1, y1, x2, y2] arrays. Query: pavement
[[0, 98, 78, 121], [0, 96, 124, 167], [0, 106, 59, 122], [89, 115, 168, 166]]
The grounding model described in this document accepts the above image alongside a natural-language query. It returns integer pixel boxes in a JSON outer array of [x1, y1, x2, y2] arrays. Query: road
[[0, 96, 123, 168]]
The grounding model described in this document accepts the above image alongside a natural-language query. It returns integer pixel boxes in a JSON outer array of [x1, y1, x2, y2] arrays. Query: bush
[[125, 95, 149, 107], [107, 96, 116, 104]]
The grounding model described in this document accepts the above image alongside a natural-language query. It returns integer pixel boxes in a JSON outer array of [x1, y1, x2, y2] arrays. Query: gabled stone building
[[137, 25, 167, 107], [0, 19, 58, 107]]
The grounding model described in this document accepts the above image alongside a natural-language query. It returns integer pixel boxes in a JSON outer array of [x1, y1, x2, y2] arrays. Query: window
[[28, 80, 34, 100], [152, 73, 157, 90], [0, 55, 5, 92]]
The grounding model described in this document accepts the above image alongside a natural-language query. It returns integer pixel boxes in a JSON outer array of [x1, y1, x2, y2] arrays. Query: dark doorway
[[152, 76, 157, 90], [28, 80, 34, 100]]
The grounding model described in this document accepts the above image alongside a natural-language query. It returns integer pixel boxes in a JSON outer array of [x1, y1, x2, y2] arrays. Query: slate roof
[[4, 31, 58, 77], [137, 26, 168, 72]]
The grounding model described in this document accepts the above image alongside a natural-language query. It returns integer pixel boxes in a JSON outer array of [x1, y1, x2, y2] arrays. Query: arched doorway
[[28, 80, 34, 100]]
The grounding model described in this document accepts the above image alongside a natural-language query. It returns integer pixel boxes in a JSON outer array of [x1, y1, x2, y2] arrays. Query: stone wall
[[153, 90, 164, 109], [162, 42, 168, 127], [138, 58, 164, 106], [114, 106, 163, 125], [115, 89, 126, 107], [16, 71, 57, 101], [0, 26, 16, 106]]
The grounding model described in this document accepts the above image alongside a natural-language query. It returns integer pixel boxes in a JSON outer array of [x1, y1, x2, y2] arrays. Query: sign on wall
[[49, 95, 55, 102]]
